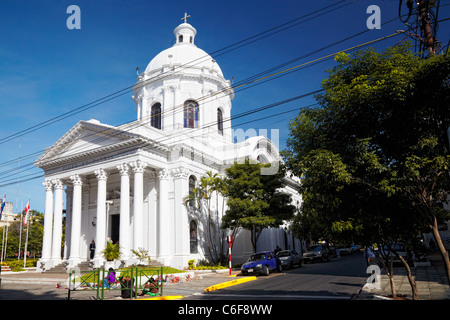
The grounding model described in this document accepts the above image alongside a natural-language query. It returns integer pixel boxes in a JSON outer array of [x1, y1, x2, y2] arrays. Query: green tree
[[184, 171, 227, 264], [283, 43, 450, 298], [2, 210, 44, 259], [222, 160, 295, 252]]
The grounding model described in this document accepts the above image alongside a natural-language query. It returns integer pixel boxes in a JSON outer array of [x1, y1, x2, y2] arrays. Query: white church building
[[35, 17, 302, 271]]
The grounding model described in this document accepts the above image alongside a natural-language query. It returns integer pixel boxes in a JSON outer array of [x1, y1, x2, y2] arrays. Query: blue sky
[[0, 0, 449, 213]]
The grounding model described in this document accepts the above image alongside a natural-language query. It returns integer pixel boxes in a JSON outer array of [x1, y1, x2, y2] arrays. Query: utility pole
[[417, 0, 437, 56], [400, 0, 441, 57]]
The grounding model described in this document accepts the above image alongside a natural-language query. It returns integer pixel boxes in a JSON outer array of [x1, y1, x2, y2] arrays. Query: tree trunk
[[398, 254, 418, 300], [386, 242, 419, 300], [251, 229, 257, 253], [375, 245, 397, 299], [430, 216, 450, 286], [388, 272, 397, 299]]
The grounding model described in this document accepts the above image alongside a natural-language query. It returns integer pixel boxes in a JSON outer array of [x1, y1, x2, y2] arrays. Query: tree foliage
[[222, 160, 295, 252], [1, 210, 44, 259], [282, 43, 450, 294], [184, 171, 227, 264]]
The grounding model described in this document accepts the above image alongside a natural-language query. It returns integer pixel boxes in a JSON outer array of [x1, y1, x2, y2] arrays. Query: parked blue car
[[241, 251, 283, 276]]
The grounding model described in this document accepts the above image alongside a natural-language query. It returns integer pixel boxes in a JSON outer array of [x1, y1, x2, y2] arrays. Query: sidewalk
[[357, 253, 450, 300], [0, 268, 244, 300], [1, 257, 449, 300]]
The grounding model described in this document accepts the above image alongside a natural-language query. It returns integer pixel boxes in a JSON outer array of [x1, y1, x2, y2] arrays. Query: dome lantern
[[134, 15, 234, 142], [174, 13, 197, 45]]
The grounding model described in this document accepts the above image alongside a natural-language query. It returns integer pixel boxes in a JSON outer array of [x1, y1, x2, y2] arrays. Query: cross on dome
[[174, 15, 196, 45], [181, 12, 191, 24]]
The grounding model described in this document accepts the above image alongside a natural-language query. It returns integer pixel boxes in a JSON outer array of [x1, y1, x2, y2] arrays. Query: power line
[[0, 97, 322, 188], [0, 29, 405, 180], [0, 1, 358, 147], [33, 29, 403, 166]]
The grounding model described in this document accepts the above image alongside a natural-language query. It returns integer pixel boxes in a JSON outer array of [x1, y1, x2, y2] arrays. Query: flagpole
[[1, 195, 5, 263], [18, 201, 22, 260], [24, 222, 29, 268], [23, 197, 30, 268], [16, 139, 21, 260], [3, 210, 10, 261], [1, 216, 5, 264]]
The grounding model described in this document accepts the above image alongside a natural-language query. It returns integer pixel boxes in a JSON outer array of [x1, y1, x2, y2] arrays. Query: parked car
[[276, 250, 302, 268], [350, 244, 361, 253], [328, 245, 337, 258], [336, 245, 351, 256], [382, 243, 413, 266], [241, 251, 283, 276], [303, 245, 329, 263]]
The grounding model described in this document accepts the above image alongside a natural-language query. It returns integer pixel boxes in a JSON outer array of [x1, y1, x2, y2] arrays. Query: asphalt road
[[0, 253, 368, 302], [191, 252, 368, 300]]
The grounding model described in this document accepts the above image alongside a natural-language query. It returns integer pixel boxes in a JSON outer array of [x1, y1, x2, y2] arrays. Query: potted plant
[[102, 241, 121, 269], [131, 247, 151, 266]]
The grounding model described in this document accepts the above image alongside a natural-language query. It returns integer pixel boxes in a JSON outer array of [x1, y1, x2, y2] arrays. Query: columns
[[130, 160, 147, 252], [117, 163, 130, 260], [40, 159, 159, 268], [94, 168, 108, 266], [41, 180, 54, 262], [51, 179, 64, 263], [158, 169, 171, 260], [173, 168, 189, 256], [147, 172, 157, 257], [68, 174, 83, 267]]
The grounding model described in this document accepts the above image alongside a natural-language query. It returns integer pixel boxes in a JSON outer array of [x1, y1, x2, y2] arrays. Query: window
[[178, 35, 183, 43], [190, 220, 198, 254], [217, 108, 223, 135], [188, 175, 196, 207], [151, 103, 162, 129], [257, 155, 268, 164], [184, 100, 199, 128]]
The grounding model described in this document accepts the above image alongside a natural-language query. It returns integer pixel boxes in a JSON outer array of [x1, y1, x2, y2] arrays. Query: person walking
[[89, 240, 95, 260]]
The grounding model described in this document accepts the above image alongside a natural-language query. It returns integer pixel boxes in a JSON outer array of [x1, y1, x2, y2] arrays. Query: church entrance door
[[110, 214, 120, 244]]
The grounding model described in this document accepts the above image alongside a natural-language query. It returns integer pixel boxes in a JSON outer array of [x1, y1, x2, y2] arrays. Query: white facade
[[35, 20, 302, 271], [0, 201, 14, 228]]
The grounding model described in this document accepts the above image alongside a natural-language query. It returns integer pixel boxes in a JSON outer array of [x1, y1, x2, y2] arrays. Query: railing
[[68, 266, 164, 300]]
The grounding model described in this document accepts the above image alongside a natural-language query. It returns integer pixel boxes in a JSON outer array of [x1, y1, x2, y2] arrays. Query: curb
[[139, 295, 184, 300], [204, 276, 257, 292], [137, 275, 257, 300]]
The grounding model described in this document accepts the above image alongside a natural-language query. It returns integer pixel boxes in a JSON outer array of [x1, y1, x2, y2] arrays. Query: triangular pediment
[[35, 119, 147, 168]]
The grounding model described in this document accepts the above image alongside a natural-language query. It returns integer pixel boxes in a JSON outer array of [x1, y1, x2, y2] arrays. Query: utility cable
[[0, 29, 405, 180], [0, 1, 358, 146]]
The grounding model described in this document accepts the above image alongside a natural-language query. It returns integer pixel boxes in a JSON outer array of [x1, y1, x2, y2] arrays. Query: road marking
[[139, 295, 184, 300], [204, 276, 257, 292], [196, 292, 351, 300]]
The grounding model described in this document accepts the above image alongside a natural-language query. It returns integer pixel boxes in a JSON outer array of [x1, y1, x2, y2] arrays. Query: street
[[191, 252, 368, 300]]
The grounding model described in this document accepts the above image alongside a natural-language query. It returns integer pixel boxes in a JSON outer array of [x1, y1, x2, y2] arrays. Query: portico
[[37, 153, 195, 270]]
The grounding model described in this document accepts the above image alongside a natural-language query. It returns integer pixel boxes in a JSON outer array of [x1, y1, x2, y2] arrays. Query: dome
[[144, 22, 224, 78]]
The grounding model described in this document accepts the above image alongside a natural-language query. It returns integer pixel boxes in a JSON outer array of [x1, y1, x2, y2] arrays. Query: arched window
[[217, 108, 223, 135], [188, 175, 196, 207], [190, 220, 198, 254], [184, 100, 199, 128], [151, 103, 162, 129], [178, 35, 183, 43], [257, 155, 268, 164]]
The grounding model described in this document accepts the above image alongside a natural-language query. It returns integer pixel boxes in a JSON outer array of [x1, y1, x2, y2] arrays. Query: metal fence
[[68, 266, 164, 300]]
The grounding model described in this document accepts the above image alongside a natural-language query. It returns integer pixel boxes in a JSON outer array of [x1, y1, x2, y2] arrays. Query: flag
[[23, 197, 30, 226], [0, 194, 5, 221]]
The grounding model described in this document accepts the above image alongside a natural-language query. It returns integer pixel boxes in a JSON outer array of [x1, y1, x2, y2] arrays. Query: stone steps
[[44, 262, 68, 273]]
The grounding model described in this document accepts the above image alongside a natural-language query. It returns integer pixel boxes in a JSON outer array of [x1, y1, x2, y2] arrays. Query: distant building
[[0, 201, 14, 228]]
